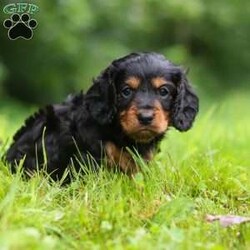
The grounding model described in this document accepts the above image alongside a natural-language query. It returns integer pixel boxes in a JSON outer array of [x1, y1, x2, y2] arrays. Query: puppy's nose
[[137, 111, 154, 125]]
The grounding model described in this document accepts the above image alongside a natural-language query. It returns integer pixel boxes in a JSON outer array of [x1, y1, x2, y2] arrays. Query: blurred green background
[[0, 0, 249, 104]]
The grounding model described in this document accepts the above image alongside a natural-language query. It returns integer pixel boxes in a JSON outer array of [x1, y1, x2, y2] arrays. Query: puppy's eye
[[121, 86, 133, 98], [158, 85, 169, 98]]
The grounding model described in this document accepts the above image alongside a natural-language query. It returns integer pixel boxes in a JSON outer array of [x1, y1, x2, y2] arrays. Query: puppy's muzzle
[[137, 109, 154, 125]]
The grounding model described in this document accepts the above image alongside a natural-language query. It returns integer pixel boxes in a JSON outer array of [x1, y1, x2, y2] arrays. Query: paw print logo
[[3, 13, 37, 40]]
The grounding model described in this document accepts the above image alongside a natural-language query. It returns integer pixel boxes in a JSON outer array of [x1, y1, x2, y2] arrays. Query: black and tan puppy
[[5, 52, 199, 181]]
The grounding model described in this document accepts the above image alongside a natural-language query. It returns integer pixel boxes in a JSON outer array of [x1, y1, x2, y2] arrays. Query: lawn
[[0, 92, 249, 249]]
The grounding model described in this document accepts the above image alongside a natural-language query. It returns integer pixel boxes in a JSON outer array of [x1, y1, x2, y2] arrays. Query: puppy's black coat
[[5, 52, 199, 181]]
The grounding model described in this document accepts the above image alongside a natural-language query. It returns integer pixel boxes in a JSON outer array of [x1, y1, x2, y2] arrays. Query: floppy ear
[[171, 70, 199, 131], [86, 65, 117, 125]]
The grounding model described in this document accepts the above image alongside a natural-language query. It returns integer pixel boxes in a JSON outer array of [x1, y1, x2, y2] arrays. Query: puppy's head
[[87, 52, 199, 143]]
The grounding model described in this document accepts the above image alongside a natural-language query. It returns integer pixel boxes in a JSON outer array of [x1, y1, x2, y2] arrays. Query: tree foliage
[[0, 0, 249, 104]]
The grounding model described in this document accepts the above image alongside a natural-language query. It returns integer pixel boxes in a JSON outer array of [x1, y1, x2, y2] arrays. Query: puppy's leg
[[105, 142, 139, 176]]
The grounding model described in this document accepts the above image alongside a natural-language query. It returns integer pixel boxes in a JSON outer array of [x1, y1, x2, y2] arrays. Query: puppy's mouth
[[129, 127, 159, 143]]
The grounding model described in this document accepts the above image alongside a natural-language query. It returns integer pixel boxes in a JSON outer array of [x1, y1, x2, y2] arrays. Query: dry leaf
[[206, 214, 250, 227]]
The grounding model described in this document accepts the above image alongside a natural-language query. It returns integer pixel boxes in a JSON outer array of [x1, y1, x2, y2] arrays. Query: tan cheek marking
[[125, 76, 141, 89], [151, 77, 167, 88], [152, 101, 170, 133], [120, 105, 139, 134], [105, 142, 139, 175]]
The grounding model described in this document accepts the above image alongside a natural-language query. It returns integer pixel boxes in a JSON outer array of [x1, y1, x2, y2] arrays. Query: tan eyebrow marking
[[151, 77, 168, 88], [125, 76, 141, 89]]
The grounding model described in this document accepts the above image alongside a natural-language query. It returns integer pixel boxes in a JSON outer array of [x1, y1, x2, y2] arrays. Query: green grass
[[0, 92, 249, 250]]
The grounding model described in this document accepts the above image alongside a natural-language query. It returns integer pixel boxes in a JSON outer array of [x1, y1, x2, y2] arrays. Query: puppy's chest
[[104, 141, 154, 175]]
